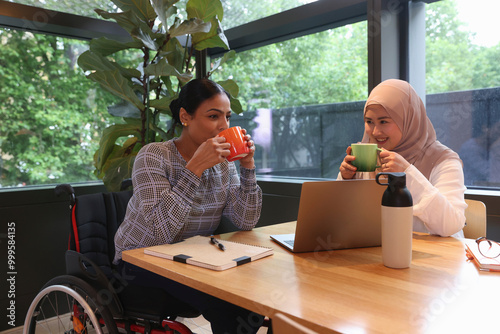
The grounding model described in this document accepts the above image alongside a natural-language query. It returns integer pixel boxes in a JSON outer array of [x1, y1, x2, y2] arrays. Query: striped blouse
[[113, 139, 262, 264]]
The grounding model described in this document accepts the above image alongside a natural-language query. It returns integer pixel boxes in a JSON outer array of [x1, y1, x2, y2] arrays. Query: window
[[2, 0, 367, 187], [425, 0, 500, 188], [0, 28, 121, 187], [211, 21, 368, 179], [5, 0, 499, 190]]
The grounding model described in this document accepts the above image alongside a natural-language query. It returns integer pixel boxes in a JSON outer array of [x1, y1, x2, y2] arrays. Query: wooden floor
[[179, 315, 213, 333], [179, 315, 268, 333]]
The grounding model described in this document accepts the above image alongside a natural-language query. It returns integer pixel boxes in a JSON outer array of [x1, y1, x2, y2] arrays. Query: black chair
[[24, 183, 200, 334]]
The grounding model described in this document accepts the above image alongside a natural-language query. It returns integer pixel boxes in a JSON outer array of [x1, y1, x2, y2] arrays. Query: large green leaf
[[149, 95, 177, 112], [99, 4, 162, 51], [87, 70, 145, 110], [163, 38, 185, 72], [78, 50, 116, 72], [78, 50, 141, 80], [131, 26, 160, 50], [95, 9, 141, 35], [101, 152, 137, 192], [218, 79, 242, 114], [95, 122, 141, 171], [169, 17, 211, 38], [107, 136, 139, 163], [150, 122, 171, 141], [152, 0, 179, 31], [160, 76, 177, 101], [111, 0, 157, 22], [210, 50, 235, 74], [119, 66, 143, 80], [187, 0, 223, 22], [90, 37, 142, 57], [108, 100, 142, 118], [192, 17, 229, 50], [217, 78, 239, 97], [229, 96, 243, 115], [214, 18, 229, 48], [145, 60, 193, 82], [110, 7, 164, 51]]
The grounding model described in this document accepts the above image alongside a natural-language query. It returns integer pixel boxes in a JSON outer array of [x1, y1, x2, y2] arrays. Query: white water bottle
[[376, 172, 413, 268]]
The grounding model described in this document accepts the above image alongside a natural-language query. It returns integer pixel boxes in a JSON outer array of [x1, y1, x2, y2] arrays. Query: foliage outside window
[[426, 1, 500, 93], [211, 22, 368, 179], [0, 30, 122, 187], [426, 0, 500, 188], [211, 0, 500, 186], [1, 0, 239, 191]]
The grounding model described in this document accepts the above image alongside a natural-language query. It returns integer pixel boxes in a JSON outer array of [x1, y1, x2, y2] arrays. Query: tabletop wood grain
[[123, 222, 499, 334]]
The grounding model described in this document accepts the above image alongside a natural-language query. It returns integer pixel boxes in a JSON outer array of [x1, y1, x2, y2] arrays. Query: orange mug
[[218, 126, 250, 162]]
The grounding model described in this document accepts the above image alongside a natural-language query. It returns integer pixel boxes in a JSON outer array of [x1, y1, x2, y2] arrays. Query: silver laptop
[[270, 179, 385, 253]]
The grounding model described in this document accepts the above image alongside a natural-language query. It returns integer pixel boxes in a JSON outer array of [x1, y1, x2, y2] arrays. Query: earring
[[182, 122, 188, 127]]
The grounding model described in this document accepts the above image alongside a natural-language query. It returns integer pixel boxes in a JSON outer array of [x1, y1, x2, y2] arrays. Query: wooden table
[[123, 222, 499, 334]]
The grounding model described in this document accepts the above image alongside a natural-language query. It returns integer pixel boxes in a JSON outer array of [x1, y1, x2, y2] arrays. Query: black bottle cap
[[376, 172, 413, 207]]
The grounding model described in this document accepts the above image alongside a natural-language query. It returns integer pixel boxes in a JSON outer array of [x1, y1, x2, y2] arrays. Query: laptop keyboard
[[284, 239, 294, 247]]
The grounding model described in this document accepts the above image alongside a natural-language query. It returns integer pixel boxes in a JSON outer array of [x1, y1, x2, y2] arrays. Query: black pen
[[210, 236, 226, 251]]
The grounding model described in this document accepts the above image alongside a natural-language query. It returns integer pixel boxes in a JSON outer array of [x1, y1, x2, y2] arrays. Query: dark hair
[[170, 78, 230, 129]]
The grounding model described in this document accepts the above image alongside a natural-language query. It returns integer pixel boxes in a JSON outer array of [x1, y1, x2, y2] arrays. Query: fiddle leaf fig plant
[[78, 0, 241, 192]]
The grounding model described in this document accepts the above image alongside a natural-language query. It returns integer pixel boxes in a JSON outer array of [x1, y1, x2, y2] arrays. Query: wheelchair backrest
[[70, 190, 133, 274]]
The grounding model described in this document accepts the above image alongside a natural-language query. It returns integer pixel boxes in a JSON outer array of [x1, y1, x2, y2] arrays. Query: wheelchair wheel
[[24, 275, 117, 334]]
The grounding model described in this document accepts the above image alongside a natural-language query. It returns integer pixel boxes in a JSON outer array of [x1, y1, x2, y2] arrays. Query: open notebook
[[271, 179, 385, 252], [144, 235, 273, 271]]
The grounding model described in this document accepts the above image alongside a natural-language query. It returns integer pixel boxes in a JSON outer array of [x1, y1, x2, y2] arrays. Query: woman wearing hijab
[[339, 79, 466, 238]]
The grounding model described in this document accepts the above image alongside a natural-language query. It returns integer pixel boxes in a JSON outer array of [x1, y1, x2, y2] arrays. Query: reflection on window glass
[[212, 22, 367, 179], [426, 0, 500, 188], [0, 29, 122, 188]]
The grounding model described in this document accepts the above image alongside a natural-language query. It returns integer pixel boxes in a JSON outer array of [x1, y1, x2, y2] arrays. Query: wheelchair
[[24, 183, 201, 334]]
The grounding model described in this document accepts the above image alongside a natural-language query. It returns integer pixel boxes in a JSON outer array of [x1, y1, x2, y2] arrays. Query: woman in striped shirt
[[114, 78, 265, 334]]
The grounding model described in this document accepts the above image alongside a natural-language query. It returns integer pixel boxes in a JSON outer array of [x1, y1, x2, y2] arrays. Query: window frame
[[0, 1, 127, 41], [2, 0, 497, 196]]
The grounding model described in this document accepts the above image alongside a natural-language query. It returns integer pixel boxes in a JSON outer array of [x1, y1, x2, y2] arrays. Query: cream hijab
[[361, 79, 461, 179]]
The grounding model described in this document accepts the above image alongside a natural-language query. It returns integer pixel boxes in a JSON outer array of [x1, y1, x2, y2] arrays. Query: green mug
[[351, 143, 382, 172]]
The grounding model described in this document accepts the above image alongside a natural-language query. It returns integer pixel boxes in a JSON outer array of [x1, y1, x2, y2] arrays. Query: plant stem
[[141, 46, 150, 146], [183, 35, 192, 75]]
